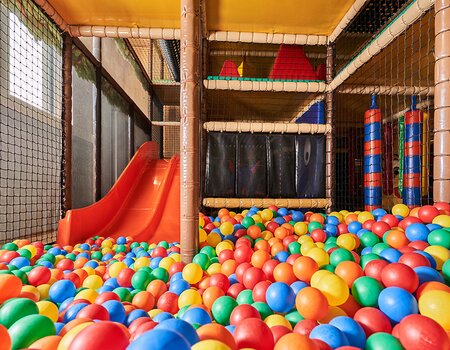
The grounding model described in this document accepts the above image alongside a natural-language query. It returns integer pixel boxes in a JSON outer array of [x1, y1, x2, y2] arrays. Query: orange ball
[[59, 318, 93, 336], [132, 291, 155, 311], [339, 294, 360, 318], [218, 208, 229, 218], [274, 227, 289, 240], [270, 243, 285, 257], [309, 214, 325, 225], [199, 276, 211, 290], [221, 260, 237, 277], [202, 286, 225, 310], [197, 323, 237, 350], [251, 250, 271, 269], [273, 263, 296, 285], [334, 261, 364, 288], [281, 223, 294, 235], [345, 213, 358, 224], [74, 257, 88, 269], [146, 280, 168, 300], [385, 230, 410, 248], [295, 287, 328, 320], [0, 274, 22, 303], [293, 256, 319, 283], [51, 268, 64, 281], [268, 237, 282, 247], [73, 268, 88, 282], [416, 281, 450, 299], [274, 332, 318, 350], [0, 324, 11, 350], [254, 239, 270, 252], [409, 207, 421, 218], [247, 226, 262, 240]]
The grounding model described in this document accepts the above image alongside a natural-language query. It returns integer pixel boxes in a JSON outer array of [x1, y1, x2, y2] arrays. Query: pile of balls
[[0, 203, 449, 350]]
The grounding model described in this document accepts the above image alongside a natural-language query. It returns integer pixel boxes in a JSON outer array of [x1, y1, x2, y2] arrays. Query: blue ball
[[361, 247, 373, 255], [427, 223, 442, 231], [228, 274, 238, 285], [357, 229, 370, 238], [169, 279, 191, 296], [265, 282, 295, 313], [373, 208, 387, 217], [97, 285, 114, 293], [379, 248, 402, 262], [102, 254, 113, 261], [49, 280, 76, 303], [152, 312, 174, 323], [170, 272, 183, 283], [414, 266, 445, 285], [310, 324, 350, 349], [378, 287, 418, 323], [348, 221, 363, 234], [116, 237, 127, 245], [104, 277, 120, 289], [405, 223, 430, 241], [278, 208, 289, 216], [326, 215, 340, 226], [274, 217, 285, 225], [150, 257, 162, 269], [290, 281, 308, 295], [63, 303, 89, 323], [292, 211, 305, 222], [275, 251, 289, 262], [47, 247, 62, 256], [103, 300, 126, 323], [330, 316, 366, 349], [79, 243, 91, 251], [55, 322, 65, 335], [122, 258, 135, 267], [84, 260, 99, 268], [127, 328, 190, 350], [325, 224, 338, 237], [125, 309, 150, 326], [226, 325, 236, 334], [58, 297, 74, 312], [10, 257, 30, 269], [37, 260, 53, 268], [181, 307, 212, 326], [155, 319, 199, 346]]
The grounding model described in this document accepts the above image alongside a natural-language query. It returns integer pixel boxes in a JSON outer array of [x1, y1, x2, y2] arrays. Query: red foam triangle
[[269, 44, 317, 80], [219, 60, 240, 77], [316, 64, 326, 81]]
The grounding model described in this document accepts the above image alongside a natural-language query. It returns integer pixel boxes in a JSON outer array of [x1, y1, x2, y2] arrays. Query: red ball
[[381, 263, 419, 293], [235, 263, 251, 284], [116, 268, 134, 288], [218, 250, 235, 264], [266, 222, 280, 233], [293, 319, 318, 336], [156, 292, 179, 314], [243, 267, 266, 289], [337, 224, 349, 235], [229, 304, 261, 326], [408, 241, 429, 251], [95, 291, 120, 304], [311, 229, 327, 243], [128, 317, 154, 334], [64, 272, 81, 288], [397, 314, 450, 350], [252, 281, 271, 303], [56, 259, 75, 271], [168, 262, 185, 277], [227, 283, 245, 299], [130, 321, 158, 341], [434, 202, 450, 214], [286, 254, 302, 266], [398, 252, 431, 269], [353, 307, 392, 337], [209, 273, 230, 293], [380, 214, 399, 228], [233, 318, 274, 350], [262, 260, 280, 282], [283, 236, 297, 248], [234, 246, 253, 264], [204, 223, 216, 233], [69, 321, 129, 350], [363, 219, 376, 231], [76, 304, 110, 321], [271, 325, 291, 344], [151, 246, 167, 258], [399, 217, 422, 231], [418, 205, 440, 224], [27, 266, 51, 286], [313, 339, 333, 350], [364, 259, 389, 282], [371, 221, 391, 238]]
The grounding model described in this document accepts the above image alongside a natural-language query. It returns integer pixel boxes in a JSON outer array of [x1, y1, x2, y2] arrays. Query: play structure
[[0, 0, 450, 349]]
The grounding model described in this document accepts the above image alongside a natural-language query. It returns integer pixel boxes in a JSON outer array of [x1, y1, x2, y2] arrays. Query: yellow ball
[[392, 204, 410, 217], [424, 245, 450, 270], [219, 222, 234, 236], [329, 212, 344, 223], [262, 231, 273, 240], [21, 285, 40, 301], [261, 209, 274, 221], [182, 263, 203, 284], [419, 290, 450, 331], [310, 270, 333, 288], [191, 340, 231, 350], [199, 229, 208, 243], [252, 214, 262, 224], [108, 261, 127, 278], [300, 241, 316, 256], [216, 241, 234, 255], [134, 257, 150, 270], [306, 247, 330, 267], [319, 306, 348, 323], [171, 253, 181, 263], [101, 247, 112, 255], [82, 266, 95, 276], [207, 263, 222, 275], [213, 222, 220, 228], [207, 233, 222, 248], [83, 275, 103, 289], [315, 274, 349, 306], [264, 314, 293, 330], [149, 309, 163, 318], [298, 235, 313, 244], [37, 284, 51, 300], [101, 240, 113, 248], [22, 244, 37, 258], [58, 322, 93, 350], [75, 289, 98, 303], [358, 211, 374, 223], [339, 210, 350, 216], [199, 215, 205, 228], [37, 301, 59, 322], [229, 211, 236, 218], [159, 257, 175, 271], [432, 215, 450, 228], [336, 234, 356, 251], [178, 289, 202, 308], [294, 222, 308, 236]]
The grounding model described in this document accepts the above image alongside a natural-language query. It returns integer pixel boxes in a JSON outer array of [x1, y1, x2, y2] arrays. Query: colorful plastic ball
[[264, 314, 293, 330], [330, 248, 354, 266], [154, 318, 199, 346], [365, 332, 403, 350], [191, 339, 232, 350], [197, 323, 237, 350], [49, 280, 76, 303], [182, 263, 203, 284], [0, 325, 11, 350], [414, 266, 445, 285], [27, 266, 51, 286], [378, 287, 418, 323], [233, 318, 274, 350], [418, 205, 440, 223], [229, 304, 260, 326], [242, 267, 266, 289], [314, 273, 349, 306], [392, 204, 410, 217], [351, 276, 383, 307], [273, 263, 296, 285], [265, 282, 295, 313], [0, 297, 38, 328], [353, 307, 391, 336], [305, 247, 330, 267], [432, 214, 450, 228], [334, 261, 364, 288], [380, 262, 419, 293], [427, 229, 450, 249], [292, 256, 318, 283], [211, 296, 238, 326], [295, 287, 328, 320], [178, 289, 202, 309], [7, 314, 56, 350], [69, 322, 129, 350], [0, 274, 22, 303], [310, 324, 349, 349], [418, 290, 450, 331], [127, 328, 190, 350], [180, 307, 211, 326], [424, 245, 449, 270], [102, 300, 126, 323], [36, 300, 59, 322], [405, 223, 429, 242], [236, 289, 254, 305]]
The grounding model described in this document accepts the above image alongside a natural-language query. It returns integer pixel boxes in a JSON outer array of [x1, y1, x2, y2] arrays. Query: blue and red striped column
[[364, 95, 382, 211], [403, 96, 422, 208]]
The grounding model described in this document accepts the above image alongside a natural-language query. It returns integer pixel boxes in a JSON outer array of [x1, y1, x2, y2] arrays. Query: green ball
[[252, 302, 273, 320], [20, 266, 33, 273], [130, 289, 140, 298], [116, 245, 126, 253], [130, 242, 139, 249], [330, 248, 354, 266], [211, 296, 238, 325], [325, 237, 338, 244], [241, 217, 255, 229], [192, 253, 211, 270], [66, 253, 77, 261], [351, 276, 384, 307], [8, 314, 55, 350], [0, 298, 39, 328], [40, 253, 56, 263], [360, 253, 381, 269], [365, 332, 404, 350], [192, 323, 202, 330], [113, 287, 133, 302], [151, 267, 169, 283], [11, 270, 28, 284], [442, 259, 450, 282], [44, 245, 53, 251], [200, 246, 216, 259], [319, 264, 335, 273], [177, 305, 190, 319], [131, 270, 152, 290], [8, 265, 18, 271], [324, 243, 339, 252], [256, 223, 266, 232], [288, 242, 301, 255], [372, 243, 390, 256], [285, 310, 304, 327], [308, 222, 322, 233], [210, 257, 219, 264], [360, 232, 380, 248], [427, 229, 450, 248], [91, 251, 103, 261], [158, 241, 170, 249], [139, 266, 153, 275], [17, 249, 32, 259], [2, 242, 18, 251], [140, 242, 149, 250], [236, 289, 254, 305]]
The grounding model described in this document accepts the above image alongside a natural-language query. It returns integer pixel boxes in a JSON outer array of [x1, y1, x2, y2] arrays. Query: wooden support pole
[[180, 0, 200, 263], [434, 0, 450, 202], [62, 34, 72, 217], [325, 44, 335, 212]]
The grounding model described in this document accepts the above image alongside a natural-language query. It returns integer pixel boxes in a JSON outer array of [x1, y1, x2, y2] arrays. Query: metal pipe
[[325, 44, 335, 212], [180, 0, 200, 263]]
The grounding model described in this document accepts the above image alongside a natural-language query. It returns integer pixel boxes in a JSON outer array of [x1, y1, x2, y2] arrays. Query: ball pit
[[0, 205, 448, 349]]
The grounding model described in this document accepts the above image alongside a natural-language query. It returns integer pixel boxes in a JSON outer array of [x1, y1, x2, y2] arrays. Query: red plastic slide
[[57, 142, 180, 246]]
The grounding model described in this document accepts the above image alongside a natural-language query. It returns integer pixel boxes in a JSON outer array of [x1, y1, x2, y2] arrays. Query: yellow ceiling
[[47, 0, 356, 36]]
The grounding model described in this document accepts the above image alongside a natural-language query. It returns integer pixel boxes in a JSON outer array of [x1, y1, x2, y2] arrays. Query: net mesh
[[0, 0, 63, 244]]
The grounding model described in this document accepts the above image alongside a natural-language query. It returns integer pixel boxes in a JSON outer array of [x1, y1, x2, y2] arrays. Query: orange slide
[[57, 142, 180, 246]]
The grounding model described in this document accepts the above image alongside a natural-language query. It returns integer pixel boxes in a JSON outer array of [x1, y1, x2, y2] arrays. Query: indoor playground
[[1, 0, 450, 349]]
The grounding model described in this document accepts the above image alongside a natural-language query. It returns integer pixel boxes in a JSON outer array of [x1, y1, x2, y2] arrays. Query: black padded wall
[[268, 135, 296, 197], [296, 135, 325, 198]]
